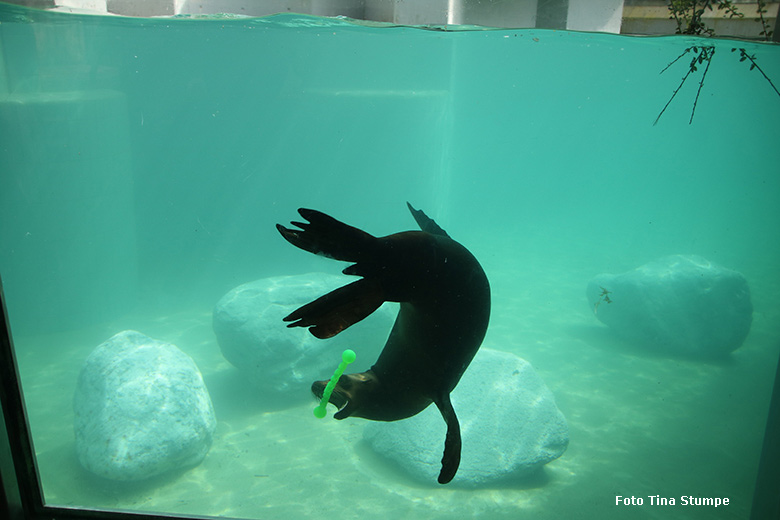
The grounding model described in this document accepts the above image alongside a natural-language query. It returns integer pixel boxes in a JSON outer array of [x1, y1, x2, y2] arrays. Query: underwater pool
[[1, 3, 779, 519]]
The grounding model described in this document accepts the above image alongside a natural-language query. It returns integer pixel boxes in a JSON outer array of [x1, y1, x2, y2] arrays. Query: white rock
[[363, 348, 569, 486], [73, 330, 216, 481], [212, 273, 394, 397], [587, 255, 752, 355]]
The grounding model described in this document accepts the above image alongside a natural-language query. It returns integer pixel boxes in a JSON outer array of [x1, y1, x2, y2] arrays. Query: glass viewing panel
[[1, 1, 779, 519]]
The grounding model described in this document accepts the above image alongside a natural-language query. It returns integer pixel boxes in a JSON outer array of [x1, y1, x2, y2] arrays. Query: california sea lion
[[276, 203, 490, 484]]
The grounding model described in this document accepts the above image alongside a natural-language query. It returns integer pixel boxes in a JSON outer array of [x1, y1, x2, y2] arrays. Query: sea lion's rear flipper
[[406, 202, 450, 238], [283, 278, 384, 339], [434, 392, 461, 484], [276, 208, 376, 262]]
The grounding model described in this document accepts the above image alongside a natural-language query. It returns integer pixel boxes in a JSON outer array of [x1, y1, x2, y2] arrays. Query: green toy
[[313, 349, 356, 418]]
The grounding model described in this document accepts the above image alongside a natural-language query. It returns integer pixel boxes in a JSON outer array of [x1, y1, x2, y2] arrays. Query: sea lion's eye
[[337, 374, 353, 390]]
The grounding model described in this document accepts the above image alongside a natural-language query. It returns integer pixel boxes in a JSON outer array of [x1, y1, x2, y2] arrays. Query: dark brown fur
[[277, 203, 490, 484]]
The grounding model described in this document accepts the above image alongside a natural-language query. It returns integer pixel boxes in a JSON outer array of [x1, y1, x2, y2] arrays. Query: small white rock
[[212, 273, 394, 397]]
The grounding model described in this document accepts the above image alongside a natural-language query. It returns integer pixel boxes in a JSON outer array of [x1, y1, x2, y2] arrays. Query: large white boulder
[[363, 348, 569, 486], [586, 255, 752, 356], [73, 330, 216, 481]]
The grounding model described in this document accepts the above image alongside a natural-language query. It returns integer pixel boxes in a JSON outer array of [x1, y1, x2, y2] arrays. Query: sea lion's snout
[[311, 377, 350, 410], [311, 371, 379, 420]]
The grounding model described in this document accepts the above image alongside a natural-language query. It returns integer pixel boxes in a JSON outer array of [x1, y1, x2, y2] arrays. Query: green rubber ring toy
[[313, 349, 356, 418]]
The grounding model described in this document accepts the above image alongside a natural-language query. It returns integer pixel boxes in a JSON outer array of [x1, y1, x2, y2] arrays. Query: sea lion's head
[[311, 370, 380, 420]]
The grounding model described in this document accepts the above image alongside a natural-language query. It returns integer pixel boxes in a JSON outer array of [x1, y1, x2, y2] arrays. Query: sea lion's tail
[[435, 392, 462, 484], [276, 208, 376, 262]]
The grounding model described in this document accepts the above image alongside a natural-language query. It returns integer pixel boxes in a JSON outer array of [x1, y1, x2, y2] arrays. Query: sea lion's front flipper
[[406, 202, 450, 238], [283, 278, 384, 339], [276, 208, 376, 262], [434, 392, 461, 484]]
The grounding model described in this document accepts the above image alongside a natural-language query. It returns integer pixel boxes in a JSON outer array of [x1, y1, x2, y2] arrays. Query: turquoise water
[[1, 3, 780, 519]]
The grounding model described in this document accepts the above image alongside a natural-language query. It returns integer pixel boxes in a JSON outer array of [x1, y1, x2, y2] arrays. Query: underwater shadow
[[204, 367, 311, 421], [45, 444, 199, 501], [567, 324, 736, 367], [82, 465, 198, 498], [353, 439, 553, 491]]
